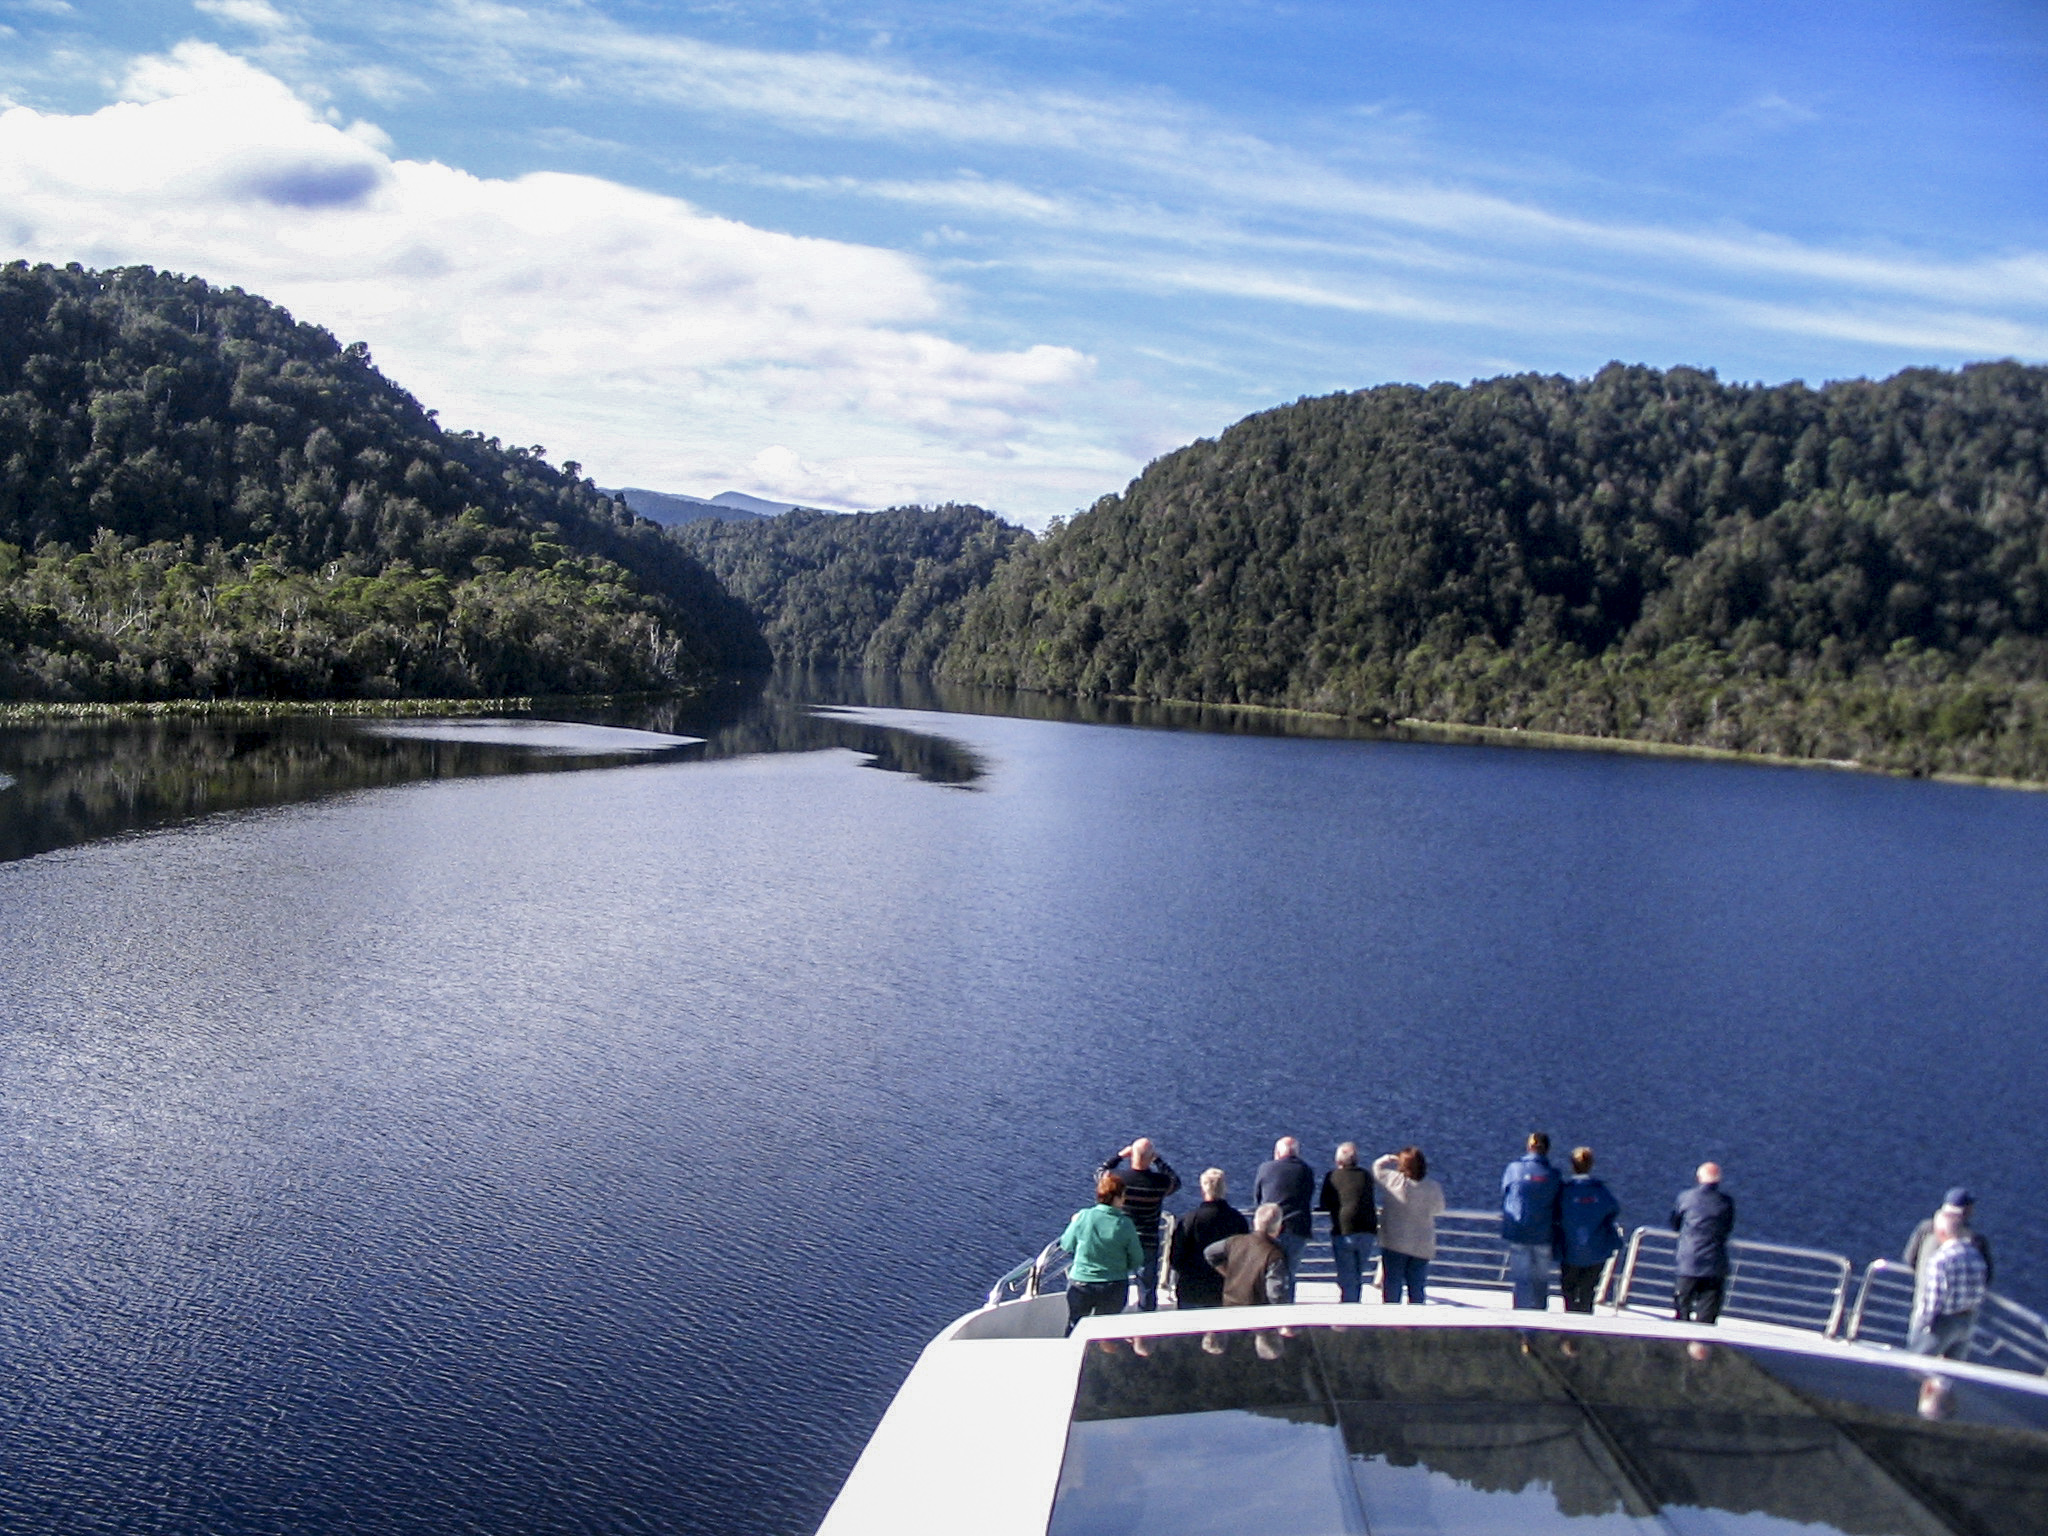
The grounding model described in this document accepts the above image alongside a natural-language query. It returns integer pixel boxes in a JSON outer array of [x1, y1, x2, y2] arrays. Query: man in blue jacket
[[1671, 1161, 1736, 1323], [1557, 1146, 1623, 1313], [1253, 1136, 1316, 1301], [1500, 1131, 1565, 1310]]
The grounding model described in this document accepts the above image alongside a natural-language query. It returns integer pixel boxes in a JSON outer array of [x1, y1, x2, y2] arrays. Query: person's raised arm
[[1154, 1154, 1181, 1197]]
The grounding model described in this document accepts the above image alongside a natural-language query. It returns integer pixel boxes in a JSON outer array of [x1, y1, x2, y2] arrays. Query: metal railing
[[1845, 1258, 2048, 1375], [985, 1212, 2048, 1380], [1612, 1227, 1852, 1337]]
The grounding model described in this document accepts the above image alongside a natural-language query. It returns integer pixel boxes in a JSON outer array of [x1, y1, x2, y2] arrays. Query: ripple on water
[[0, 699, 2045, 1535]]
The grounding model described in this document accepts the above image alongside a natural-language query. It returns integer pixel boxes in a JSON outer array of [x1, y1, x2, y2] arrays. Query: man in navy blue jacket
[[1557, 1146, 1623, 1313], [1253, 1136, 1316, 1301], [1500, 1131, 1565, 1310], [1671, 1161, 1736, 1323]]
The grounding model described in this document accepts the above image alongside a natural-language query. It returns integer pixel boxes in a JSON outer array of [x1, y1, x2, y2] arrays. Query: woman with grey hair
[[1203, 1202, 1291, 1307], [1170, 1167, 1249, 1309]]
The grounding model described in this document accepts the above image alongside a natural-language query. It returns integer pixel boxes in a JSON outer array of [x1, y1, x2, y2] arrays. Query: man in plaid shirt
[[1910, 1208, 1988, 1360]]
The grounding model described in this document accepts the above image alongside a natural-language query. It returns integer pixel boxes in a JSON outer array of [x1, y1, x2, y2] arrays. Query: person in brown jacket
[[1204, 1202, 1291, 1307]]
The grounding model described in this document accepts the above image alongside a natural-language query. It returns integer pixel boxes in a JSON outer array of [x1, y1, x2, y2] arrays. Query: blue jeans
[[1508, 1242, 1554, 1310], [1276, 1231, 1307, 1301], [1381, 1249, 1429, 1304], [1136, 1243, 1162, 1312], [1333, 1232, 1376, 1303], [1909, 1310, 1977, 1360]]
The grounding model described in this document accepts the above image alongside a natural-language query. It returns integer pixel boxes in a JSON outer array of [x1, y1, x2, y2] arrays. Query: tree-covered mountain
[[0, 262, 763, 701], [676, 504, 1031, 672], [936, 362, 2048, 778]]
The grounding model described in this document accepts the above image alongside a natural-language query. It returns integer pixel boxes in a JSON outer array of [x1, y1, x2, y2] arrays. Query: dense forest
[[8, 260, 2048, 781], [0, 263, 763, 700], [676, 504, 1028, 672], [935, 363, 2048, 779]]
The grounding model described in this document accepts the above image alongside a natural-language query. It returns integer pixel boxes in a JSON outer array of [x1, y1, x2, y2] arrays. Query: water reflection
[[0, 676, 986, 864]]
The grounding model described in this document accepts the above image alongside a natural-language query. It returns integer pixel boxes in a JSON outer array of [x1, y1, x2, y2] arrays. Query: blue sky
[[1, 1, 2044, 522]]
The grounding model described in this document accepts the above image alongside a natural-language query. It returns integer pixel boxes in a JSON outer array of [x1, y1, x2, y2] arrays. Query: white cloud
[[193, 0, 293, 34], [366, 0, 2048, 321], [0, 44, 1108, 517]]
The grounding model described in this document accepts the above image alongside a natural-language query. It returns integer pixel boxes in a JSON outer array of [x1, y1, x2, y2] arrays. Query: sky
[[1, 2, 2044, 525]]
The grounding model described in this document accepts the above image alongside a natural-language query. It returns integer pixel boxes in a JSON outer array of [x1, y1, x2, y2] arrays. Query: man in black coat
[[1671, 1161, 1736, 1323], [1253, 1136, 1316, 1301], [1170, 1167, 1249, 1308]]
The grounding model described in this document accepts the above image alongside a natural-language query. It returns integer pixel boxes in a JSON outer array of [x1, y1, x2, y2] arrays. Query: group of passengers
[[1058, 1134, 1995, 1362]]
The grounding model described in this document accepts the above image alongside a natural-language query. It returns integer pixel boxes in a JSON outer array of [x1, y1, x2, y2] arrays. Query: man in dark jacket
[[1170, 1167, 1249, 1309], [1253, 1136, 1315, 1300], [1320, 1142, 1379, 1303], [1501, 1131, 1565, 1311], [1671, 1161, 1736, 1323], [1098, 1138, 1181, 1311], [1557, 1146, 1622, 1313]]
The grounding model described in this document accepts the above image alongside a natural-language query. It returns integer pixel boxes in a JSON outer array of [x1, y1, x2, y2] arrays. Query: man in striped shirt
[[1098, 1139, 1181, 1311], [1910, 1209, 1988, 1361]]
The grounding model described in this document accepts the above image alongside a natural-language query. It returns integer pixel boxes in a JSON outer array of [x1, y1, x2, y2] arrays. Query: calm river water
[[2, 678, 2044, 1534]]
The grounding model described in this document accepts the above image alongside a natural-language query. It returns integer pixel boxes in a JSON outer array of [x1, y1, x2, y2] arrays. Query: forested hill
[[938, 362, 2048, 779], [676, 504, 1030, 672], [0, 263, 763, 701]]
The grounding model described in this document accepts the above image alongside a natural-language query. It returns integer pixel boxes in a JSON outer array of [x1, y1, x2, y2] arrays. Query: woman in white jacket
[[1372, 1146, 1446, 1304]]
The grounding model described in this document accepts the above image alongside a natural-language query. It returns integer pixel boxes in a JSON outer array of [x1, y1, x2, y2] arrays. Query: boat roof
[[820, 1292, 2048, 1536]]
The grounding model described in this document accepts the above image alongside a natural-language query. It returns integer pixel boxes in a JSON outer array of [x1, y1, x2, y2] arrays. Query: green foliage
[[0, 261, 764, 700], [0, 534, 702, 700], [676, 504, 1031, 670], [938, 361, 2048, 778]]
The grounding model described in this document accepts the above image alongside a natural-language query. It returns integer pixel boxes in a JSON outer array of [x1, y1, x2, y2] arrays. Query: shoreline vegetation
[[9, 263, 2048, 789], [0, 694, 538, 722]]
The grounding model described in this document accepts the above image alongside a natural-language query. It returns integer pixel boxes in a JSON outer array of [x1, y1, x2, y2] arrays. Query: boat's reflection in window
[[1046, 1326, 2048, 1536]]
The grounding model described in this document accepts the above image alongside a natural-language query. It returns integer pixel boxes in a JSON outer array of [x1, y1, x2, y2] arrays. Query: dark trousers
[[1136, 1242, 1162, 1311], [1675, 1274, 1725, 1324], [1066, 1279, 1127, 1336], [1560, 1263, 1605, 1313]]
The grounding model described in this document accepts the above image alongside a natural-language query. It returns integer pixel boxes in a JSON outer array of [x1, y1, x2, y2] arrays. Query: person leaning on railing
[[1057, 1172, 1144, 1337], [1372, 1146, 1445, 1304]]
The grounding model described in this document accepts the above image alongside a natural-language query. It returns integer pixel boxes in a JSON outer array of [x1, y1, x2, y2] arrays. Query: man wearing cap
[[1910, 1208, 1988, 1360], [1904, 1188, 1994, 1288]]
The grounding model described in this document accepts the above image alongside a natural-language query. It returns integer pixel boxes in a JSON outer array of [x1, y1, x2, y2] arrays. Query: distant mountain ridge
[[607, 487, 812, 525]]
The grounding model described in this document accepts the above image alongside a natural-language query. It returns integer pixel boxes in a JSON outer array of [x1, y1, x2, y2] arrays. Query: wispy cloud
[[0, 45, 1112, 516], [343, 0, 2048, 327]]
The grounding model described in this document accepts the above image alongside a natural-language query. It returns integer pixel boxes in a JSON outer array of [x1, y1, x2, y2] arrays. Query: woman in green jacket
[[1059, 1172, 1146, 1336]]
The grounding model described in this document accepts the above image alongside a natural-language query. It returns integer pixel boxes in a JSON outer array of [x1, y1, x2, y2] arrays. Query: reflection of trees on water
[[1069, 1328, 2047, 1535], [0, 718, 702, 864], [0, 674, 987, 862]]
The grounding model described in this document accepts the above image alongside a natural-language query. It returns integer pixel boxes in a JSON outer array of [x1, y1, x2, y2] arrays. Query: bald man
[[1098, 1138, 1181, 1311], [1670, 1161, 1736, 1324], [1253, 1136, 1316, 1301]]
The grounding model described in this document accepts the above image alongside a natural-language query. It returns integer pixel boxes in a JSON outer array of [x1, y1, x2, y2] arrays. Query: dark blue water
[[2, 691, 2045, 1534]]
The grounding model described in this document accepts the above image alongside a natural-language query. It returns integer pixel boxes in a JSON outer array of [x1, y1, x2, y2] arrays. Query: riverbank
[[1062, 686, 2048, 792]]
